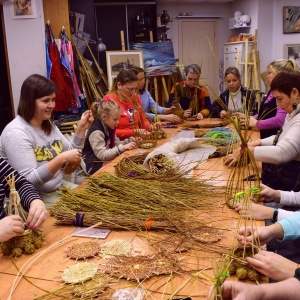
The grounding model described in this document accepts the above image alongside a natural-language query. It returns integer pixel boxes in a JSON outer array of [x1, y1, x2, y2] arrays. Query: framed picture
[[284, 44, 300, 69], [10, 0, 37, 19], [106, 50, 144, 88], [283, 6, 300, 33], [129, 42, 176, 77]]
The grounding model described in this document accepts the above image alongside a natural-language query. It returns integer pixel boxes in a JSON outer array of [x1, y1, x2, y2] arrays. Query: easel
[[120, 30, 173, 106], [236, 29, 262, 109]]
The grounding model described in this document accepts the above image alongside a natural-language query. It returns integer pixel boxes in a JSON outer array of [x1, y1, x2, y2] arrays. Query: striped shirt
[[0, 156, 41, 219]]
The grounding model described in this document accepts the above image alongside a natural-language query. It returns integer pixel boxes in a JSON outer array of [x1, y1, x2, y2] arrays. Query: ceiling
[[156, 0, 238, 3]]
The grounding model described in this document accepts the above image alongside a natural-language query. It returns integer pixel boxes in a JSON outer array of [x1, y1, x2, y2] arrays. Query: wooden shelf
[[176, 15, 222, 19]]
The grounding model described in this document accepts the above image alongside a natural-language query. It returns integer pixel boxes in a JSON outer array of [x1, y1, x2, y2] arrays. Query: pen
[[163, 125, 178, 128]]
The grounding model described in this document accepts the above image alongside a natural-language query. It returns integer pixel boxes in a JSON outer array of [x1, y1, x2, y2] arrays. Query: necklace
[[230, 86, 241, 97]]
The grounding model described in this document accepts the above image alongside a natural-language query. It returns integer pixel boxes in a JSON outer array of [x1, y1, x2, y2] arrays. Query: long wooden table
[[0, 119, 264, 300]]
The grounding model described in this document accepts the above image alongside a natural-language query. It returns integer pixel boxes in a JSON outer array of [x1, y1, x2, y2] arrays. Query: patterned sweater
[[166, 81, 212, 117]]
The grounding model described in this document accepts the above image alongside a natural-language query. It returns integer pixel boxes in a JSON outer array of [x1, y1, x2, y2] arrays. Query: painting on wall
[[129, 42, 176, 77], [106, 50, 144, 89], [283, 6, 300, 33], [10, 0, 37, 19], [284, 44, 300, 69]]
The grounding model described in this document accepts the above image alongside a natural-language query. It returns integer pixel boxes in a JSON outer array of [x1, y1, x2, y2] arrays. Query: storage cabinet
[[94, 1, 157, 74], [224, 41, 253, 84]]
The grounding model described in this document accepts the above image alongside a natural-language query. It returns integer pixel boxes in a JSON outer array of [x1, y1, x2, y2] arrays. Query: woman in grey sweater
[[0, 74, 93, 195]]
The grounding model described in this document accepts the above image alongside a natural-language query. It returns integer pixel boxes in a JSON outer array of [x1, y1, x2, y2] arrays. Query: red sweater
[[103, 93, 152, 140]]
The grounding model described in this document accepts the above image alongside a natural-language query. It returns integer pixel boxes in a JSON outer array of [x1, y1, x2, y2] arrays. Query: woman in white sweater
[[224, 70, 300, 192]]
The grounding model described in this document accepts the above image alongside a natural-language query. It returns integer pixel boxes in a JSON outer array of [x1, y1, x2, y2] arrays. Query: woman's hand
[[240, 116, 258, 128], [61, 149, 82, 165], [260, 184, 281, 203], [220, 110, 227, 118], [76, 110, 94, 135], [238, 223, 284, 246], [235, 202, 274, 220], [247, 250, 297, 281], [183, 109, 192, 118], [123, 142, 136, 151], [223, 148, 240, 166], [163, 106, 176, 114], [134, 129, 150, 136], [27, 199, 48, 229], [197, 112, 204, 120], [0, 215, 25, 242], [160, 114, 182, 123]]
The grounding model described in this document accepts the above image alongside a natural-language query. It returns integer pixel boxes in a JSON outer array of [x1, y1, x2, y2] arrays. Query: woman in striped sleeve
[[0, 156, 48, 242]]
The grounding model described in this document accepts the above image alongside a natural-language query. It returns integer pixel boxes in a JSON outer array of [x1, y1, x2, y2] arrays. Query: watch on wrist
[[272, 208, 278, 223], [294, 266, 300, 281]]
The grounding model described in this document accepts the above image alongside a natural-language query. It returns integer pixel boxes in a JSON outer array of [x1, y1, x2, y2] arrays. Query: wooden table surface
[[0, 119, 264, 300]]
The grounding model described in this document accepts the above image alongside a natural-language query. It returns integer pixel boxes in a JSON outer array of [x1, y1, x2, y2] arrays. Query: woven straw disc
[[67, 241, 100, 260], [62, 262, 98, 283], [106, 255, 156, 280], [154, 253, 181, 275], [190, 226, 223, 243], [72, 274, 110, 298], [157, 234, 192, 253], [100, 239, 131, 260]]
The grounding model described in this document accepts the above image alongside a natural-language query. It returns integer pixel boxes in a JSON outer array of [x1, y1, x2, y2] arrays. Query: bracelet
[[272, 208, 278, 223]]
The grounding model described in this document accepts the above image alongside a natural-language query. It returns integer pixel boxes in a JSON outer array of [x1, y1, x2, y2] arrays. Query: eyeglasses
[[125, 86, 137, 93]]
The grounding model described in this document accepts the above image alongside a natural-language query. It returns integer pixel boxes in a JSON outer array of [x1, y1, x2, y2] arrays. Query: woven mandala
[[190, 226, 223, 243], [62, 262, 98, 283], [72, 274, 110, 297], [67, 241, 100, 260], [154, 253, 181, 275], [157, 234, 192, 253], [105, 255, 156, 280], [100, 239, 131, 260]]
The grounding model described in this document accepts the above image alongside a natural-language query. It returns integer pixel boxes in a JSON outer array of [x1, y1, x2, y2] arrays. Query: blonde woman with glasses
[[131, 66, 181, 124]]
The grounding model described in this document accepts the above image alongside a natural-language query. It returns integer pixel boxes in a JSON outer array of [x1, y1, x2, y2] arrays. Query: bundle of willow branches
[[50, 173, 225, 231], [225, 116, 260, 207]]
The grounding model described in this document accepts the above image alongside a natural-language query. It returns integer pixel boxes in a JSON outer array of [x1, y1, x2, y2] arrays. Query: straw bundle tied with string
[[0, 173, 44, 257], [50, 172, 226, 232]]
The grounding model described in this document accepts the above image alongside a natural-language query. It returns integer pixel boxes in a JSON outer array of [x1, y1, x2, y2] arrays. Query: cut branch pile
[[50, 173, 225, 232]]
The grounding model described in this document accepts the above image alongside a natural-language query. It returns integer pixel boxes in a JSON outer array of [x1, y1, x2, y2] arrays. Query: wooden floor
[[0, 119, 265, 299]]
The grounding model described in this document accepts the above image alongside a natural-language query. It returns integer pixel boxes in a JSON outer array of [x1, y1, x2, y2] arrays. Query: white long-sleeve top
[[277, 190, 300, 221], [254, 104, 300, 164]]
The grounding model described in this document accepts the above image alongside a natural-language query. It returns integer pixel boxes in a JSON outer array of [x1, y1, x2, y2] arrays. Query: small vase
[[160, 10, 170, 25]]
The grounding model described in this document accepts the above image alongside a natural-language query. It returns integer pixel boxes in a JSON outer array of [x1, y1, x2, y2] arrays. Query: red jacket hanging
[[45, 23, 77, 112]]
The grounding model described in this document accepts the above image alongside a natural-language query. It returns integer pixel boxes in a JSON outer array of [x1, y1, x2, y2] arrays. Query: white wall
[[2, 0, 46, 115], [273, 0, 300, 60]]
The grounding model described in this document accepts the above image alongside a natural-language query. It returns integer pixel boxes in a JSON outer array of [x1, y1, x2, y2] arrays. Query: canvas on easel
[[129, 42, 176, 77]]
